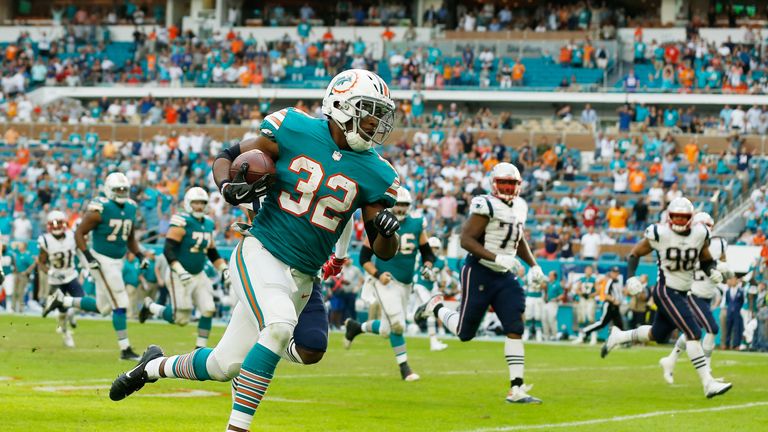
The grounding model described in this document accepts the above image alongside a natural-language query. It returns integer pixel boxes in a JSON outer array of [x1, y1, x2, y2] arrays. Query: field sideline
[[1, 315, 766, 432]]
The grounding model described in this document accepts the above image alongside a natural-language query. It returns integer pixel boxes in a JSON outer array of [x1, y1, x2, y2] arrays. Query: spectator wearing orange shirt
[[649, 157, 662, 178], [542, 147, 558, 169], [483, 153, 499, 172], [753, 228, 766, 247], [512, 59, 525, 86], [628, 168, 647, 193], [678, 64, 694, 91], [381, 26, 395, 41], [559, 45, 572, 66], [231, 37, 244, 55], [684, 140, 699, 164], [16, 144, 30, 166], [5, 44, 18, 61], [165, 103, 178, 124], [584, 42, 594, 68], [606, 201, 629, 232], [322, 27, 334, 41]]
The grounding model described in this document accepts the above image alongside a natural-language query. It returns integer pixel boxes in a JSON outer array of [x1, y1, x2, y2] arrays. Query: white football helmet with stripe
[[184, 187, 209, 219], [667, 197, 695, 233], [392, 187, 412, 221], [104, 172, 130, 204], [322, 69, 396, 152]]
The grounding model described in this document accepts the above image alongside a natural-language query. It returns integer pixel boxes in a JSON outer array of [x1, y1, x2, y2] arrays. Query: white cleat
[[62, 330, 75, 348], [571, 333, 584, 344], [414, 294, 444, 321], [704, 379, 732, 399], [430, 341, 448, 351], [659, 356, 676, 385], [589, 332, 598, 346], [404, 373, 421, 382], [600, 326, 622, 358], [506, 384, 542, 404]]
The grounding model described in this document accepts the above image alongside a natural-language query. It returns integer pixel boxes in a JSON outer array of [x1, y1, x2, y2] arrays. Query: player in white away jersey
[[37, 211, 81, 347], [658, 211, 732, 384], [601, 198, 732, 398], [415, 162, 549, 404]]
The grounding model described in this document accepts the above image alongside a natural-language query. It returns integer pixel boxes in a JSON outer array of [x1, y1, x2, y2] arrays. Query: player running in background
[[523, 265, 544, 342], [37, 211, 80, 347], [138, 187, 231, 348], [659, 211, 731, 384], [571, 265, 599, 344], [344, 187, 436, 381], [43, 173, 150, 361], [109, 69, 402, 432], [415, 162, 548, 404], [413, 236, 448, 351], [601, 198, 732, 398]]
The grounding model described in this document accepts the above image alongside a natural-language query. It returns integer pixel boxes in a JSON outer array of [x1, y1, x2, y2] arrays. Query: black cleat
[[343, 318, 363, 349], [138, 303, 152, 324], [110, 345, 164, 401], [42, 289, 64, 318], [120, 347, 142, 361]]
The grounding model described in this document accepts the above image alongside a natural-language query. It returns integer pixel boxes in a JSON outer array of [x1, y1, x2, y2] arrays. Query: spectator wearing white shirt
[[730, 105, 746, 130], [12, 213, 33, 241], [648, 179, 665, 206], [665, 182, 683, 202], [746, 105, 762, 133], [580, 104, 599, 130], [612, 168, 629, 194], [580, 226, 601, 260]]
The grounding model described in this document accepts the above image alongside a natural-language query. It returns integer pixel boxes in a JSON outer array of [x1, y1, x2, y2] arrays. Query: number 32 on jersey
[[278, 156, 358, 232]]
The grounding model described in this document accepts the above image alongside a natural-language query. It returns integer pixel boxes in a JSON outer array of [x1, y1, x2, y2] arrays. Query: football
[[230, 149, 276, 184]]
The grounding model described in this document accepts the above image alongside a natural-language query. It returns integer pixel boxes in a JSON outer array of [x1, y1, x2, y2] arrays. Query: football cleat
[[110, 345, 164, 401], [506, 384, 542, 404], [659, 356, 676, 385], [430, 340, 448, 352], [138, 297, 153, 324], [62, 330, 75, 348], [704, 379, 732, 399], [414, 294, 444, 322], [600, 326, 622, 358], [42, 289, 64, 318], [589, 332, 598, 346], [120, 347, 142, 362], [399, 362, 420, 382], [571, 333, 584, 344], [343, 318, 363, 349]]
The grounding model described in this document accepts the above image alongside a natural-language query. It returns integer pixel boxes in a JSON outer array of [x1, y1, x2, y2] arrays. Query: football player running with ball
[[658, 211, 731, 384], [600, 198, 732, 398], [38, 211, 81, 348], [109, 69, 402, 432], [415, 162, 548, 404], [43, 173, 149, 361], [344, 187, 436, 381], [138, 187, 230, 349]]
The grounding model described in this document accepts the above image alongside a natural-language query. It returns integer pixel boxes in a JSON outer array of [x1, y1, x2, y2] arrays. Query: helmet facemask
[[109, 186, 129, 204], [669, 212, 693, 233], [333, 96, 395, 152], [492, 178, 521, 202], [189, 200, 208, 219], [48, 219, 67, 237], [393, 202, 410, 221]]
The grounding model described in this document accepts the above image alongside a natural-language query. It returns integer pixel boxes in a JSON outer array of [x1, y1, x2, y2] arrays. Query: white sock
[[148, 303, 165, 316], [280, 338, 304, 364], [228, 410, 252, 431], [505, 338, 524, 382], [63, 296, 74, 308], [427, 316, 437, 338], [686, 340, 713, 384], [118, 338, 131, 350], [58, 312, 67, 330], [702, 333, 715, 359], [437, 307, 459, 335], [361, 321, 371, 333], [669, 334, 686, 361], [615, 325, 651, 344]]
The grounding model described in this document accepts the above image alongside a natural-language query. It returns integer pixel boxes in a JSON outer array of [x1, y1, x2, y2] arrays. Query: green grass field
[[1, 314, 767, 432]]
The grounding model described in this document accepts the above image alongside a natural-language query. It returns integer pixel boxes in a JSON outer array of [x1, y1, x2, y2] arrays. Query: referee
[[581, 266, 624, 338]]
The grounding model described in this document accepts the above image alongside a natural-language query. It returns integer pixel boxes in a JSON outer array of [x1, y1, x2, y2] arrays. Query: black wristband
[[373, 270, 382, 279], [216, 143, 242, 162], [83, 249, 95, 263], [136, 252, 145, 262]]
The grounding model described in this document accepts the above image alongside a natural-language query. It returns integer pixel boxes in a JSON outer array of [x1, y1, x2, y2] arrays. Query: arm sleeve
[[164, 238, 181, 264], [335, 218, 355, 259], [359, 245, 374, 266], [419, 242, 436, 265]]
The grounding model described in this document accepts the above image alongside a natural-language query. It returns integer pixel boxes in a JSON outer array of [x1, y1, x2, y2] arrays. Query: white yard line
[[459, 401, 768, 432]]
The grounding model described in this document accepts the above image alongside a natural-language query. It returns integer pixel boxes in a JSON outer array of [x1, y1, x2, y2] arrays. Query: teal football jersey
[[374, 216, 423, 285], [416, 256, 445, 287], [578, 275, 597, 300], [169, 213, 215, 275], [250, 107, 400, 275], [88, 197, 137, 259], [122, 257, 140, 286]]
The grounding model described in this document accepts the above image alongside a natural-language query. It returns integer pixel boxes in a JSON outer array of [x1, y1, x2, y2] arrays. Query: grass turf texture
[[1, 315, 766, 432]]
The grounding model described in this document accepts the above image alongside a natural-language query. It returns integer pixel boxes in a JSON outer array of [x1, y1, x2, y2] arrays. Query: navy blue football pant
[[687, 293, 719, 336], [456, 256, 525, 341], [651, 280, 701, 342], [293, 281, 329, 352]]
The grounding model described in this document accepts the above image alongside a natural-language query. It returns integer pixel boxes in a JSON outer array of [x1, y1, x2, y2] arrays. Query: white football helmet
[[104, 172, 130, 204], [321, 69, 396, 152], [692, 211, 714, 229], [392, 187, 412, 221], [428, 236, 442, 250], [47, 210, 68, 236], [184, 187, 209, 219], [490, 162, 522, 202], [667, 197, 695, 233]]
